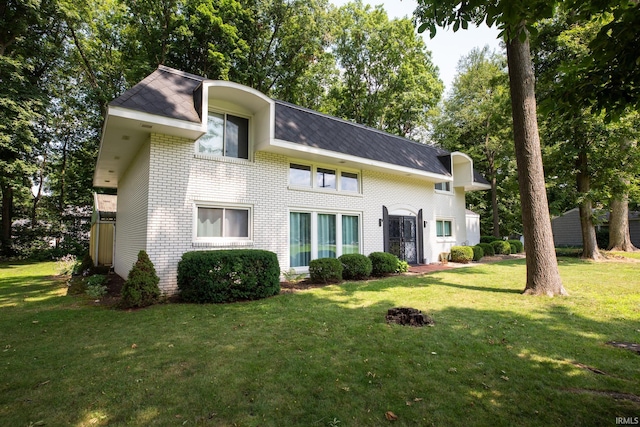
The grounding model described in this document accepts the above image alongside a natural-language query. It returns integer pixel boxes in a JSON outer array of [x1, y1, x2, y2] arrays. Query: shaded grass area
[[1, 259, 639, 426]]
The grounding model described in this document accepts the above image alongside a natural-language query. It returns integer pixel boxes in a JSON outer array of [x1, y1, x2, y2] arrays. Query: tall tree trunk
[[491, 173, 500, 238], [576, 151, 600, 259], [608, 193, 637, 251], [506, 27, 566, 296], [1, 184, 14, 256]]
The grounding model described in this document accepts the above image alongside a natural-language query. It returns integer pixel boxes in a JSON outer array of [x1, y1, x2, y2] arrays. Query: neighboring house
[[551, 208, 640, 247], [93, 66, 490, 293]]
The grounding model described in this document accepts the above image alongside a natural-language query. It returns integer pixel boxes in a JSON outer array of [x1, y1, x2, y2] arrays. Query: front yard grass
[[1, 257, 638, 426]]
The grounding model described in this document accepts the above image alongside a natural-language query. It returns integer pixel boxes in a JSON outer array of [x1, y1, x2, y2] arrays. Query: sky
[[329, 0, 504, 94]]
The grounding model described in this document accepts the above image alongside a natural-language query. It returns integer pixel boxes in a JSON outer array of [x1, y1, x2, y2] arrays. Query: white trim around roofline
[[108, 105, 207, 134], [271, 138, 452, 182]]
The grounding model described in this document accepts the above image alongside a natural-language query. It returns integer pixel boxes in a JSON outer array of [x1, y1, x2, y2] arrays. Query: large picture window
[[197, 206, 250, 239], [198, 113, 249, 159], [342, 215, 359, 254], [290, 211, 361, 267], [290, 212, 311, 267]]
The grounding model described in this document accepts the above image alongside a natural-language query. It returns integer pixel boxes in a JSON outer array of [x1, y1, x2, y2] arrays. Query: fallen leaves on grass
[[385, 411, 398, 421]]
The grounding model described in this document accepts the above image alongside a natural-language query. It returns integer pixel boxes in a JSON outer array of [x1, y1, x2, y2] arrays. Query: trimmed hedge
[[177, 250, 280, 303], [368, 252, 399, 277], [508, 239, 524, 253], [480, 235, 498, 244], [450, 246, 474, 263], [339, 253, 372, 280], [121, 250, 161, 308], [491, 240, 511, 255], [477, 243, 495, 256], [472, 245, 484, 261], [309, 258, 343, 283]]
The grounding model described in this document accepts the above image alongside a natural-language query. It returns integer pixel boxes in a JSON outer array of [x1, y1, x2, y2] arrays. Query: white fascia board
[[465, 182, 492, 191], [271, 138, 451, 181], [108, 105, 206, 133]]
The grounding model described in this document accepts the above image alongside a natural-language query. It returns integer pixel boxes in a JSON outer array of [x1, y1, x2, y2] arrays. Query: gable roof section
[[274, 101, 451, 177], [110, 66, 205, 123]]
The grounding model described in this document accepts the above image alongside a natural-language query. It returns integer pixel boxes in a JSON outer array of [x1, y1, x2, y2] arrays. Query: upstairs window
[[435, 182, 452, 192], [289, 164, 312, 187], [317, 168, 336, 189], [289, 162, 360, 193], [198, 113, 249, 159], [341, 172, 359, 192]]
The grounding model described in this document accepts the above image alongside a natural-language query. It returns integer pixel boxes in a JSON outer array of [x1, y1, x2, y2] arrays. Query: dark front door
[[388, 215, 418, 264]]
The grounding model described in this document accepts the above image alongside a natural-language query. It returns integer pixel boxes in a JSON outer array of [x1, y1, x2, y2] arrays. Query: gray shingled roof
[[110, 66, 204, 123], [108, 66, 488, 184], [274, 101, 452, 176]]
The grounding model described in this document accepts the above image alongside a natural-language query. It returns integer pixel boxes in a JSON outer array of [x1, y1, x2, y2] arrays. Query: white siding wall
[[143, 133, 471, 292], [114, 141, 150, 280]]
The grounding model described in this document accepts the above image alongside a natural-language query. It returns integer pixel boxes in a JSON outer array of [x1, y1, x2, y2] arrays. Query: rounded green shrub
[[478, 242, 495, 256], [338, 253, 372, 280], [472, 245, 484, 261], [368, 252, 399, 277], [120, 250, 161, 308], [507, 239, 524, 253], [450, 246, 474, 263], [309, 258, 343, 283], [491, 240, 511, 255], [177, 249, 280, 303], [480, 235, 498, 244]]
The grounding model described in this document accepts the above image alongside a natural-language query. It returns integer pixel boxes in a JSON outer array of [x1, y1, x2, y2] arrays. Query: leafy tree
[[571, 1, 640, 117], [431, 47, 516, 237], [534, 12, 640, 256], [329, 1, 443, 139], [0, 0, 65, 256], [414, 0, 567, 296]]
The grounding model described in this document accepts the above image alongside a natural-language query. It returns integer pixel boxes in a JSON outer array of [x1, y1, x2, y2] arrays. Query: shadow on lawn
[[0, 275, 67, 308], [65, 294, 640, 425], [2, 263, 639, 426]]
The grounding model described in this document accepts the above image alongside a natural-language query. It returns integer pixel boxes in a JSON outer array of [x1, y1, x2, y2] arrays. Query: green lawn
[[1, 258, 639, 426]]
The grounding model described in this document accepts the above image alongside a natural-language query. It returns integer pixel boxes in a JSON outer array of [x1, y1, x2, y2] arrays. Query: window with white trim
[[436, 219, 453, 238], [197, 112, 249, 159], [196, 205, 251, 240], [435, 182, 452, 193], [288, 162, 360, 193], [289, 211, 361, 267]]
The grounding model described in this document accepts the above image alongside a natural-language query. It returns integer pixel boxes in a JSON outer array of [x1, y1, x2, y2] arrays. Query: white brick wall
[[130, 133, 471, 293]]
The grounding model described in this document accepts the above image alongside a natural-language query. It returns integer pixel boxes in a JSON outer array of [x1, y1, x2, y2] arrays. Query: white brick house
[[94, 66, 489, 293]]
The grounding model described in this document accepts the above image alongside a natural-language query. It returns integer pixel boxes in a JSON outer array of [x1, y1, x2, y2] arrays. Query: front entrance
[[388, 215, 418, 264]]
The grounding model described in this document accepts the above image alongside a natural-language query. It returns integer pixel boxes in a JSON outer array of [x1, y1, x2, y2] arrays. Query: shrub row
[[309, 252, 404, 283], [177, 250, 280, 303], [480, 236, 524, 254]]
